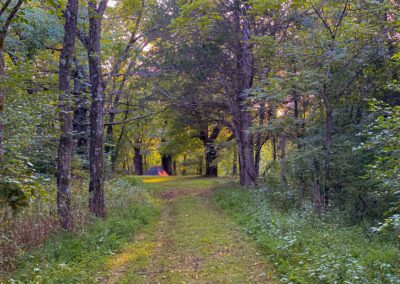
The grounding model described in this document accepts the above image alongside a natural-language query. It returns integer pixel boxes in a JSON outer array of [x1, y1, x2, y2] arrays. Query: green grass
[[9, 176, 397, 283], [115, 176, 276, 283], [6, 179, 160, 284], [214, 186, 400, 284], [5, 176, 274, 284]]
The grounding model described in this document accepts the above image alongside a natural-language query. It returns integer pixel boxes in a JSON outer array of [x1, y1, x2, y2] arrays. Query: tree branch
[[103, 107, 169, 126], [1, 0, 24, 33]]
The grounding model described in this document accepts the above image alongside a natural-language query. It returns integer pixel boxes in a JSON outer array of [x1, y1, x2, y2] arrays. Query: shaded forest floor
[[97, 177, 277, 283]]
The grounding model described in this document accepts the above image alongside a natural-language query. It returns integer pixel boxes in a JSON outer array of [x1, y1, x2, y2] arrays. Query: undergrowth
[[2, 176, 159, 283], [214, 186, 400, 284]]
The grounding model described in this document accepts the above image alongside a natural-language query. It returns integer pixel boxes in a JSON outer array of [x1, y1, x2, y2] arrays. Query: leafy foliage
[[215, 186, 400, 283], [358, 100, 400, 234]]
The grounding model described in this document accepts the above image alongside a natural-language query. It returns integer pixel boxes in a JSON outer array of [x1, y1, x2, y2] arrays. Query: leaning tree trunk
[[87, 0, 108, 218], [57, 0, 79, 230]]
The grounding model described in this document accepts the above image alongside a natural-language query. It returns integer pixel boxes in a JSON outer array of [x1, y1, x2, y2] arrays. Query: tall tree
[[79, 0, 108, 217], [57, 0, 79, 230], [230, 0, 257, 186]]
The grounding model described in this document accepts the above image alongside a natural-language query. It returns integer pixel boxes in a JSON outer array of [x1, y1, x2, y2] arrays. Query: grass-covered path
[[98, 177, 276, 283]]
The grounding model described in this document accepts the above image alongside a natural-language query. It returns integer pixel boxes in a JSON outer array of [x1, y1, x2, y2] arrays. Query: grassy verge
[[5, 177, 160, 283], [214, 185, 400, 284]]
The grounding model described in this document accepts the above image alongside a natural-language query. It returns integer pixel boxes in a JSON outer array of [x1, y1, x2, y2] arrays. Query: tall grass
[[0, 176, 158, 281]]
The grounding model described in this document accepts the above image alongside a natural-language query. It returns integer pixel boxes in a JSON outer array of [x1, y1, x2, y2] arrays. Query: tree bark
[[198, 156, 203, 176], [73, 60, 89, 159], [86, 0, 108, 218], [205, 142, 218, 177], [134, 145, 143, 175], [313, 157, 324, 215], [110, 105, 129, 172], [255, 104, 266, 177], [57, 0, 79, 230], [162, 154, 173, 175], [280, 134, 288, 190], [199, 125, 220, 177], [272, 136, 277, 162], [173, 160, 177, 176], [230, 1, 256, 186], [235, 115, 257, 186], [232, 145, 238, 176], [323, 89, 333, 210], [182, 154, 187, 176]]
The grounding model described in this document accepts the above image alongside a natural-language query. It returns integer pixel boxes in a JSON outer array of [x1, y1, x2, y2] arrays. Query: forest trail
[[98, 177, 277, 283]]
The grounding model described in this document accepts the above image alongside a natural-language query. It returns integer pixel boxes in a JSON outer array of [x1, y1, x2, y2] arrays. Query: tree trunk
[[57, 0, 79, 230], [0, 34, 5, 160], [105, 59, 135, 157], [313, 157, 325, 214], [272, 136, 277, 161], [235, 115, 257, 186], [110, 107, 129, 172], [134, 146, 143, 175], [162, 154, 173, 175], [105, 114, 113, 155], [205, 142, 218, 177], [255, 104, 266, 177], [230, 1, 256, 186], [173, 160, 177, 176], [323, 90, 333, 210], [86, 0, 108, 218], [198, 156, 203, 176], [73, 60, 88, 159], [232, 145, 238, 176], [182, 154, 187, 176], [280, 134, 288, 190], [204, 126, 220, 177]]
